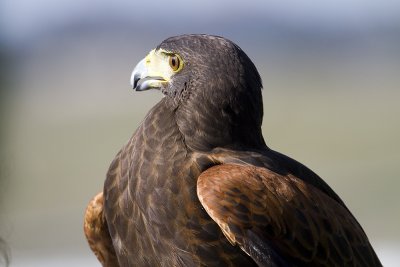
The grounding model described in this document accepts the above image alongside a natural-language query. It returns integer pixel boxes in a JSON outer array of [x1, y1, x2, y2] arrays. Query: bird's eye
[[169, 55, 181, 71]]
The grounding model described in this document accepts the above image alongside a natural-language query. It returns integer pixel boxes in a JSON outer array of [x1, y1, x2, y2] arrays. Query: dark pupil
[[172, 58, 176, 67]]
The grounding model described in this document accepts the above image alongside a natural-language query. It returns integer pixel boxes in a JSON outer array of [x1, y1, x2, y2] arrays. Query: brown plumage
[[84, 34, 382, 266], [84, 192, 118, 266], [198, 164, 381, 266]]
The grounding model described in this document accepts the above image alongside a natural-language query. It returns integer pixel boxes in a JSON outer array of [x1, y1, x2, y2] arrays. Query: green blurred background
[[1, 0, 399, 266]]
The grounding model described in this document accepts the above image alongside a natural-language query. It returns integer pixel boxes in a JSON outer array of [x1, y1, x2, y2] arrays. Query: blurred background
[[1, 0, 399, 266]]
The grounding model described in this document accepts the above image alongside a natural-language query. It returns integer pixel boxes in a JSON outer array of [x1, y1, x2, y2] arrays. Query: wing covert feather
[[84, 192, 119, 267], [197, 164, 381, 266]]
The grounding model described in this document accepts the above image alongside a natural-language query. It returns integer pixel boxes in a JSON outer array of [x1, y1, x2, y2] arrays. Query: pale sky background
[[1, 0, 400, 43]]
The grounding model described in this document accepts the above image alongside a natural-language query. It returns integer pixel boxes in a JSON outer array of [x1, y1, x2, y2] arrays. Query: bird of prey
[[84, 34, 382, 266]]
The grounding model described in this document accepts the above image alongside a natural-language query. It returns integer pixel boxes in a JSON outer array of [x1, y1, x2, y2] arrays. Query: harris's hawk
[[84, 34, 382, 266]]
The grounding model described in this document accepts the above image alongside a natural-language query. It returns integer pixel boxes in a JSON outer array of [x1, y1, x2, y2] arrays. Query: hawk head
[[131, 34, 265, 151]]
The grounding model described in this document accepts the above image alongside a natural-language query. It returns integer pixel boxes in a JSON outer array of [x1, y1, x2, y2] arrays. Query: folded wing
[[197, 164, 381, 266]]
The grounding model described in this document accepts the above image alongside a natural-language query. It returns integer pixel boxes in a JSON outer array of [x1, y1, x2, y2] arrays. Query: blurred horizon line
[[1, 10, 400, 49]]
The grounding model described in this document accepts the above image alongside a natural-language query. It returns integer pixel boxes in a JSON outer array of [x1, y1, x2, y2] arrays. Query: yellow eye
[[169, 55, 181, 71]]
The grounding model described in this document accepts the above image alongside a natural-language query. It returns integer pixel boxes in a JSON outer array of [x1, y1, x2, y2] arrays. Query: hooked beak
[[130, 57, 167, 91]]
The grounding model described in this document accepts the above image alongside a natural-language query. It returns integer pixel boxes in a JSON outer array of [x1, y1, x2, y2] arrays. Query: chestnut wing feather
[[84, 192, 119, 267], [197, 164, 381, 266]]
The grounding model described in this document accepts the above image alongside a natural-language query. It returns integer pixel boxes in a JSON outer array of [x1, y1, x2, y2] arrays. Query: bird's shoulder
[[205, 148, 346, 208]]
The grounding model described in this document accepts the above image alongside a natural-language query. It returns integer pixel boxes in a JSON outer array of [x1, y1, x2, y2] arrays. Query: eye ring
[[169, 55, 181, 71]]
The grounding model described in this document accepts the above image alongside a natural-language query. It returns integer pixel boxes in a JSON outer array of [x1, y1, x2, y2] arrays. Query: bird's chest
[[105, 105, 255, 266], [111, 143, 252, 266], [129, 149, 217, 256]]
